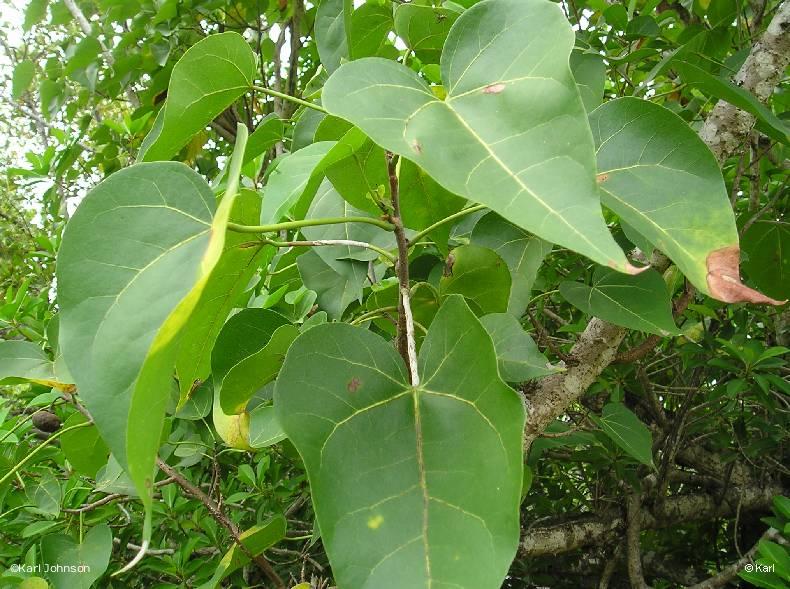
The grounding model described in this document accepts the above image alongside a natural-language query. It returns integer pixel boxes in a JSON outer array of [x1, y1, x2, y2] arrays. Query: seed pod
[[32, 411, 61, 433]]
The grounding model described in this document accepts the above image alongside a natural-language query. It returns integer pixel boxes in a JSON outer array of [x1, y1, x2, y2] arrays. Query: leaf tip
[[706, 246, 787, 306]]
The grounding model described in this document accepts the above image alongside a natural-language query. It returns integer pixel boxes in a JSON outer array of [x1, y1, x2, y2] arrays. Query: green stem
[[225, 122, 249, 201], [253, 85, 328, 114], [228, 216, 395, 234], [263, 238, 397, 263], [0, 421, 92, 488], [408, 204, 487, 246], [351, 306, 398, 325]]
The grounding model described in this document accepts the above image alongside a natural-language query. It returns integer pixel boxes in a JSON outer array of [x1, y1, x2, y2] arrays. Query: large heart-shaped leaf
[[58, 160, 239, 537], [41, 524, 112, 589], [138, 33, 256, 162], [560, 267, 679, 336], [591, 97, 783, 305], [276, 296, 524, 589], [175, 189, 273, 402], [323, 0, 634, 272]]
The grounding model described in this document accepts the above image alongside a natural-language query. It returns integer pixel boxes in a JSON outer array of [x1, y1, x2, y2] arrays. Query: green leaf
[[198, 516, 286, 589], [175, 189, 273, 402], [249, 405, 287, 448], [60, 413, 110, 479], [591, 97, 776, 303], [673, 60, 789, 144], [738, 571, 787, 589], [479, 314, 561, 382], [276, 296, 524, 589], [471, 212, 551, 316], [590, 402, 654, 467], [323, 0, 634, 272], [302, 180, 395, 264], [12, 60, 36, 100], [243, 114, 283, 164], [138, 33, 256, 161], [560, 267, 678, 336], [349, 4, 395, 60], [394, 2, 459, 64], [315, 0, 352, 74], [0, 340, 67, 388], [758, 540, 790, 580], [19, 578, 48, 589], [440, 245, 511, 315], [570, 51, 605, 112], [260, 142, 335, 224], [175, 379, 213, 421], [41, 524, 112, 589], [212, 309, 298, 414], [297, 250, 368, 320], [58, 160, 241, 540], [27, 473, 61, 517], [23, 0, 48, 31], [742, 221, 789, 302]]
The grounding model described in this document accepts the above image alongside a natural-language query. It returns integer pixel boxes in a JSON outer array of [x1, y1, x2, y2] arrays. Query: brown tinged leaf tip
[[706, 245, 787, 305]]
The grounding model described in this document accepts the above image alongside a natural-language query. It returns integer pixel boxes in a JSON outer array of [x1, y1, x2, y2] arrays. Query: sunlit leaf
[[138, 33, 256, 161], [324, 0, 634, 272]]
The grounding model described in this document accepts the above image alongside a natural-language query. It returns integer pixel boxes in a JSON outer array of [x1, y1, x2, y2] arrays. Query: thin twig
[[156, 459, 285, 589], [387, 151, 419, 384]]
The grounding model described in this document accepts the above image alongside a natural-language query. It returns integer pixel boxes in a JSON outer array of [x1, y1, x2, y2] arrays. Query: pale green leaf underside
[[323, 0, 631, 271], [591, 97, 737, 294], [276, 296, 524, 589], [138, 32, 256, 162], [58, 162, 235, 535], [560, 267, 679, 336]]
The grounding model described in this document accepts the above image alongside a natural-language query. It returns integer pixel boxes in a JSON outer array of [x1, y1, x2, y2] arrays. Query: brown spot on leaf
[[411, 139, 423, 155], [706, 246, 786, 305], [483, 83, 506, 94], [597, 173, 609, 184], [347, 377, 361, 393]]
